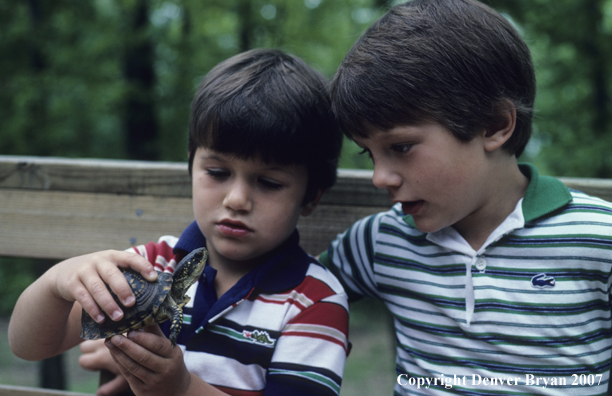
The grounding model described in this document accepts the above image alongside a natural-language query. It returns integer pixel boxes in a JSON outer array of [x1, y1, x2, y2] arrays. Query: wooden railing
[[0, 155, 391, 261], [2, 155, 612, 395]]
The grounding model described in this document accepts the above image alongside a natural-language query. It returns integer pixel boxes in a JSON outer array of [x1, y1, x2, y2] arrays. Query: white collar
[[425, 198, 525, 327], [426, 198, 525, 257]]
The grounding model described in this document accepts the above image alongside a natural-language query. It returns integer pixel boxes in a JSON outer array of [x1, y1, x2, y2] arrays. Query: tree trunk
[[124, 0, 158, 161]]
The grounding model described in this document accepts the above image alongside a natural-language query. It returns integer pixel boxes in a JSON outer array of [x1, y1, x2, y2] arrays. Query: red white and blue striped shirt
[[129, 223, 349, 396]]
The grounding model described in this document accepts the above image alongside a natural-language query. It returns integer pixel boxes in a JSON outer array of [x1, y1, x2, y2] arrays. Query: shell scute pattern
[[80, 247, 207, 346]]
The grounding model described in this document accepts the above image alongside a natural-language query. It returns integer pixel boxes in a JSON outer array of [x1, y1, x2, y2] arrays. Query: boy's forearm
[[8, 273, 82, 361]]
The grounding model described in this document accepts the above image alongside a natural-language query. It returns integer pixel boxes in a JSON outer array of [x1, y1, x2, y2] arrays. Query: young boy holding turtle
[[319, 0, 612, 394], [9, 49, 348, 396]]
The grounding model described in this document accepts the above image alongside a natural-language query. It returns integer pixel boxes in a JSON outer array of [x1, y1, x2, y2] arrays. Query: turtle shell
[[80, 269, 173, 340]]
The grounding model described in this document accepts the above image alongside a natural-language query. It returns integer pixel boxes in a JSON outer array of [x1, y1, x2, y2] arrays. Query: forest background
[[1, 0, 612, 393]]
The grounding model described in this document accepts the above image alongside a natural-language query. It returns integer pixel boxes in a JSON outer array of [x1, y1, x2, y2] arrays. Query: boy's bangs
[[196, 99, 312, 166], [332, 72, 433, 139]]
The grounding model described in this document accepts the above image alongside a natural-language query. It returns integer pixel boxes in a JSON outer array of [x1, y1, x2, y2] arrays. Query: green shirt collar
[[519, 162, 572, 222], [403, 163, 572, 226]]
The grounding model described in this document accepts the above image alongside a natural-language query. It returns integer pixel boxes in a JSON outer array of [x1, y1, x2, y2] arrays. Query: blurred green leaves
[[490, 0, 612, 177], [0, 0, 611, 172], [0, 0, 384, 168]]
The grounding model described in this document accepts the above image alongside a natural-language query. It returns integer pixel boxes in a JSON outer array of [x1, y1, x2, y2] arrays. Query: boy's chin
[[411, 217, 446, 235]]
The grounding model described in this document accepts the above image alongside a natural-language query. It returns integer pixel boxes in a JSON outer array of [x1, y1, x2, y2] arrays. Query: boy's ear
[[301, 189, 325, 217], [483, 102, 517, 152]]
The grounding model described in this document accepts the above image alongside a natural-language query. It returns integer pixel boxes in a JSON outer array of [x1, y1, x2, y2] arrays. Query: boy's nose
[[372, 162, 402, 190], [223, 181, 253, 212]]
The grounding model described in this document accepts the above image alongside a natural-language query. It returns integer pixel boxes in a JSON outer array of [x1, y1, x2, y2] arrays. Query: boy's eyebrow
[[202, 153, 227, 162], [201, 152, 299, 176], [262, 165, 298, 176]]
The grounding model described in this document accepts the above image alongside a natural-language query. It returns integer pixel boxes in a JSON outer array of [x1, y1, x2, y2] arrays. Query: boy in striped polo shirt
[[320, 0, 612, 394], [10, 49, 349, 396]]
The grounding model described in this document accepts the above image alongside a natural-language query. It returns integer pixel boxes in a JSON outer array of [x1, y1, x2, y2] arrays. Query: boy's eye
[[206, 169, 230, 179], [258, 177, 284, 191], [392, 143, 412, 153]]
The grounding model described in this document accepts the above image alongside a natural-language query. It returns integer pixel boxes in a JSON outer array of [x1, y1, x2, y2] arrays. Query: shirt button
[[475, 257, 487, 271]]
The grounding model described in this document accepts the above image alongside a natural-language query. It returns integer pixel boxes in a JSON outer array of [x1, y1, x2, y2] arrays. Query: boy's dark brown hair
[[189, 48, 342, 202], [331, 0, 535, 157]]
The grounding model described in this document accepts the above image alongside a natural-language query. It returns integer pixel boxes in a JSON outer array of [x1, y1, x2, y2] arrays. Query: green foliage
[[0, 1, 127, 158], [489, 0, 612, 177], [340, 138, 374, 170], [0, 0, 385, 163], [0, 257, 40, 316]]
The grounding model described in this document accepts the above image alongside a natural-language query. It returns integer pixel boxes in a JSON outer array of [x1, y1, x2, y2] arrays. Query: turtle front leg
[[165, 296, 183, 347]]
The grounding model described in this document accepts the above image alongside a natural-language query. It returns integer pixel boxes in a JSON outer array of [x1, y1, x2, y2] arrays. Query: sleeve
[[263, 269, 350, 396], [319, 211, 385, 302], [127, 235, 179, 272]]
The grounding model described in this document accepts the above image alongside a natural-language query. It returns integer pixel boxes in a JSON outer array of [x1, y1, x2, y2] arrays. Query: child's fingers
[[106, 340, 145, 389], [127, 328, 173, 359], [52, 250, 158, 324], [81, 265, 128, 322], [106, 331, 188, 395], [110, 251, 158, 282], [79, 339, 115, 372], [106, 335, 157, 383], [79, 339, 105, 354], [98, 251, 157, 305], [67, 285, 100, 323], [85, 251, 158, 321]]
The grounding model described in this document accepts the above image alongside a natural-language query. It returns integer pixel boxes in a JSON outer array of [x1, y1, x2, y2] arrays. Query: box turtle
[[80, 247, 207, 346]]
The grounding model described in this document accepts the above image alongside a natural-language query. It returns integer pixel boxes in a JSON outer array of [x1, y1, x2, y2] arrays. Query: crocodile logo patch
[[531, 273, 556, 288], [243, 329, 275, 346]]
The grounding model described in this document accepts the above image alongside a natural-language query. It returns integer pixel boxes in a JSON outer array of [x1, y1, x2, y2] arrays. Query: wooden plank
[[0, 155, 191, 198], [0, 156, 389, 206], [0, 385, 91, 396], [0, 188, 387, 260], [0, 189, 193, 260], [5, 156, 612, 207]]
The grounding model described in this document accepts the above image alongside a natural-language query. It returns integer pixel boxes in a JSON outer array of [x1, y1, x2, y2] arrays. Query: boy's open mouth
[[401, 200, 424, 215]]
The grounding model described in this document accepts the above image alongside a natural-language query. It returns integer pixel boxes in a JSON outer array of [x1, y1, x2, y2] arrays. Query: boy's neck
[[208, 255, 259, 299], [206, 247, 278, 299], [453, 159, 528, 251], [213, 267, 249, 299]]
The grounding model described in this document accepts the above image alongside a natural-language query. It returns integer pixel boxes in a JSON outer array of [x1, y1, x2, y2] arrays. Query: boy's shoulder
[[556, 188, 612, 222], [301, 257, 350, 299]]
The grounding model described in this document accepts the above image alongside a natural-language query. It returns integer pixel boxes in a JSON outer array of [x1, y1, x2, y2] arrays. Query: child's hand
[[79, 340, 131, 396], [105, 326, 192, 396], [9, 249, 158, 362], [80, 340, 115, 372], [51, 250, 157, 323]]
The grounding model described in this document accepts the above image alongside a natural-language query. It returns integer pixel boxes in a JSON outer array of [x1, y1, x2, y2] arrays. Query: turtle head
[[173, 247, 208, 293]]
